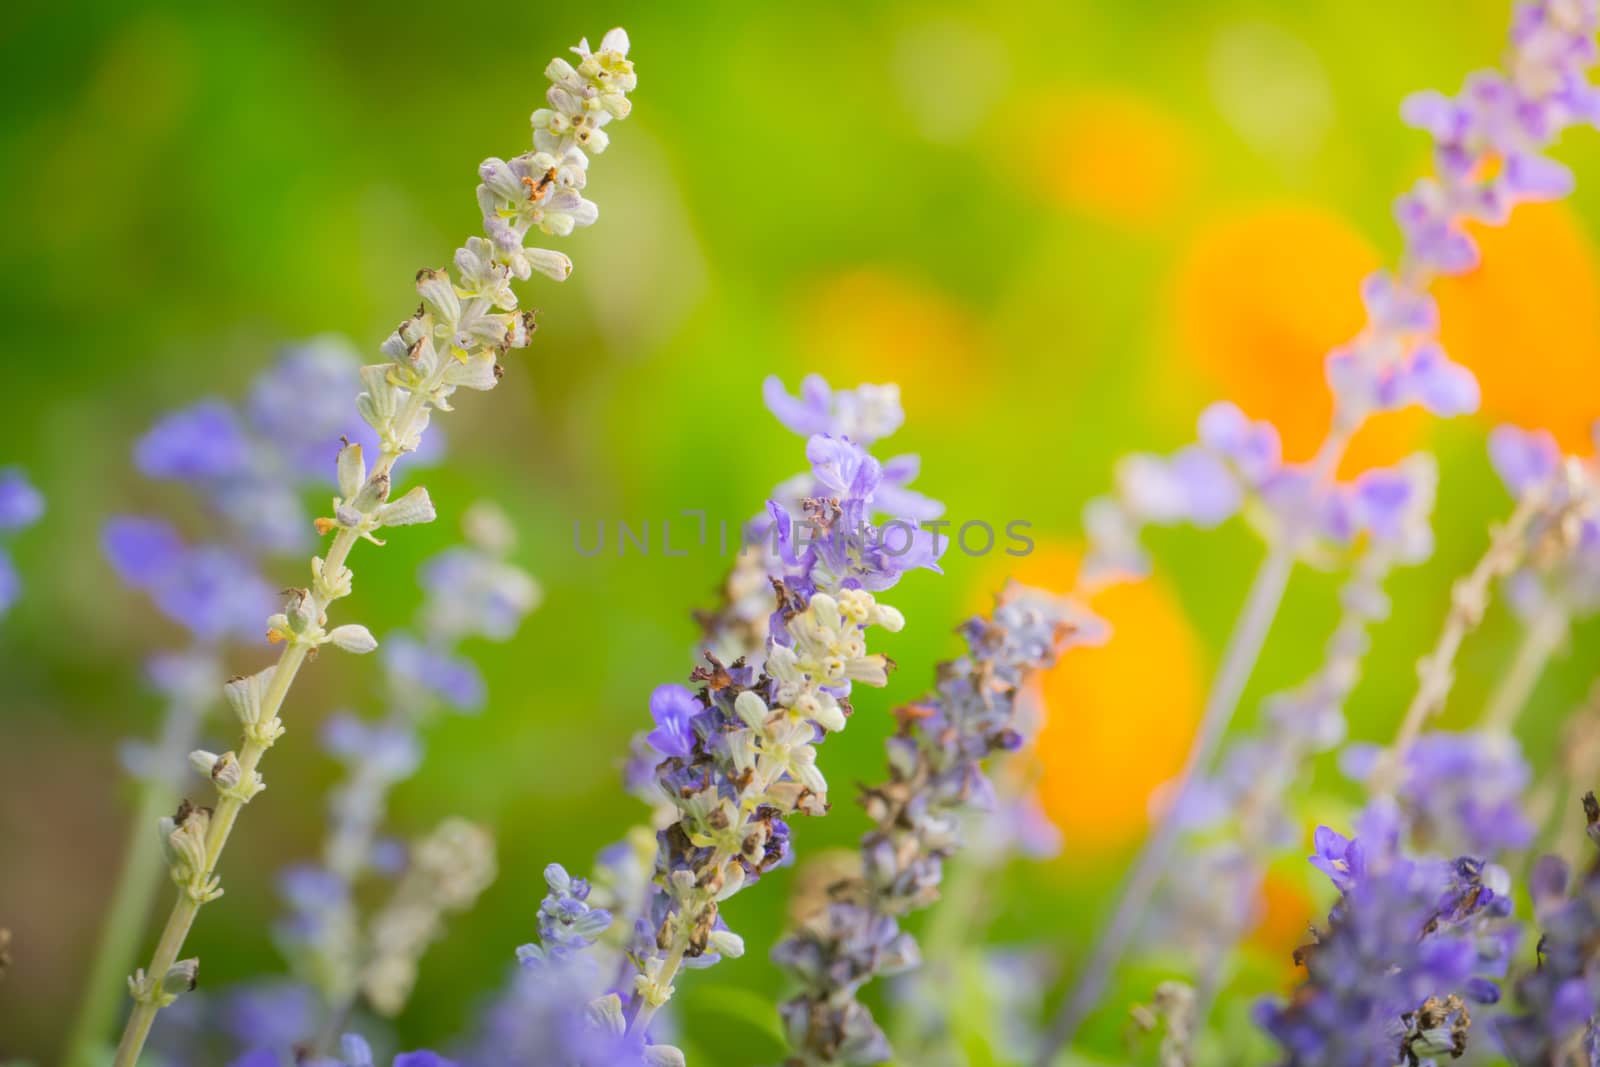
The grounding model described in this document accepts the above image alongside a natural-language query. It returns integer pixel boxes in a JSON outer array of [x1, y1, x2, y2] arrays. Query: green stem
[[64, 779, 175, 1067], [1482, 602, 1566, 736]]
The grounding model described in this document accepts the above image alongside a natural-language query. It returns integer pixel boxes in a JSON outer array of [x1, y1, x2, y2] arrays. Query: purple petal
[[102, 516, 185, 588]]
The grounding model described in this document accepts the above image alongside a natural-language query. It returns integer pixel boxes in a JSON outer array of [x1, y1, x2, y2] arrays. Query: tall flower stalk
[[495, 381, 944, 1064], [109, 29, 638, 1067], [772, 582, 1104, 1064], [622, 434, 940, 1040], [1041, 3, 1600, 1056], [70, 339, 377, 1067], [1149, 456, 1439, 1025]]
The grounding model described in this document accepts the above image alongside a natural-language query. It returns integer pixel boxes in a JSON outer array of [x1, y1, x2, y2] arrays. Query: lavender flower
[[1145, 457, 1439, 999], [1256, 807, 1512, 1066], [112, 29, 637, 1065], [135, 338, 395, 556], [546, 393, 942, 1053], [1340, 732, 1533, 855], [1495, 797, 1600, 1063], [229, 1029, 457, 1067], [469, 864, 683, 1067], [1486, 423, 1600, 625], [629, 381, 947, 811], [1046, 7, 1600, 1048], [761, 375, 941, 525], [103, 518, 276, 645], [772, 583, 1104, 1064]]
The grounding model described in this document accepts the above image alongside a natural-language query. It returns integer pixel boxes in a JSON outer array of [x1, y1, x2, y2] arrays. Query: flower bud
[[376, 486, 436, 528], [353, 471, 392, 513], [161, 958, 199, 998], [327, 624, 379, 654], [524, 248, 574, 281], [336, 441, 366, 501], [734, 690, 769, 729], [223, 669, 269, 727], [188, 750, 221, 780], [162, 801, 211, 882], [284, 588, 316, 634], [707, 928, 745, 959]]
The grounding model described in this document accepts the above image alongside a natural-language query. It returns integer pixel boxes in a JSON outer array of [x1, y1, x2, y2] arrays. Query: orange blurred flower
[[792, 268, 982, 419], [970, 545, 1204, 853], [1247, 867, 1317, 987], [1022, 88, 1198, 231], [1436, 201, 1600, 451], [1169, 205, 1426, 474]]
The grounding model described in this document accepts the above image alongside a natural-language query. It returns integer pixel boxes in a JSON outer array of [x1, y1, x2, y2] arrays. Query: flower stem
[[68, 659, 219, 1067], [1482, 601, 1567, 736], [112, 641, 311, 1067], [1035, 539, 1296, 1064], [1368, 490, 1545, 800], [111, 384, 434, 1067], [64, 778, 174, 1067]]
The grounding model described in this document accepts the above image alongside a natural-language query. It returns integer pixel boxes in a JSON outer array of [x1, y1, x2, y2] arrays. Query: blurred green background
[[5, 0, 1600, 1062]]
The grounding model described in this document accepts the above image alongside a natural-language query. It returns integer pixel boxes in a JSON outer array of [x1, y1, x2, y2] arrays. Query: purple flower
[[1309, 826, 1366, 894], [247, 338, 382, 479], [807, 434, 883, 501], [382, 633, 487, 712], [1496, 797, 1600, 1063], [0, 468, 44, 531], [321, 713, 421, 779], [775, 584, 1096, 1063], [278, 863, 348, 913], [1489, 424, 1561, 497], [103, 516, 187, 586], [644, 684, 700, 758], [1353, 732, 1534, 855], [764, 374, 905, 446], [418, 546, 541, 642], [518, 863, 612, 967], [222, 981, 319, 1049], [391, 1054, 457, 1067], [135, 400, 252, 482], [1197, 402, 1282, 486], [1258, 820, 1510, 1066], [229, 1051, 283, 1067], [1360, 270, 1439, 334], [1400, 344, 1479, 417], [0, 552, 17, 616], [759, 381, 943, 543], [1117, 447, 1241, 528], [103, 517, 274, 641]]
